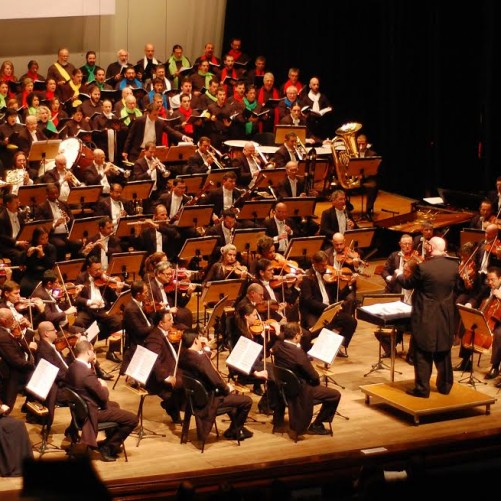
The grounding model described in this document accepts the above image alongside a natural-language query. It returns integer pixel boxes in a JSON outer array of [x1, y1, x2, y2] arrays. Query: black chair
[[180, 375, 240, 453], [63, 387, 128, 461], [272, 364, 333, 442]]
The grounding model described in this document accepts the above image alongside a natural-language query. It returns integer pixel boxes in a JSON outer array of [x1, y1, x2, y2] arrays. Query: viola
[[167, 328, 183, 343], [271, 258, 304, 275], [269, 273, 298, 289], [256, 300, 280, 314], [323, 265, 354, 288], [249, 319, 276, 336], [54, 333, 79, 353]]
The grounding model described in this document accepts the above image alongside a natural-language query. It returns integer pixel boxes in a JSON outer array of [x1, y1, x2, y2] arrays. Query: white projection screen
[[0, 0, 115, 19]]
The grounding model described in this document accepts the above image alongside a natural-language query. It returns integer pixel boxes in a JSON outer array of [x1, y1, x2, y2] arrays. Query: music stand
[[345, 157, 382, 219], [274, 125, 307, 145], [309, 301, 343, 335], [18, 184, 49, 212], [121, 180, 154, 205], [177, 174, 207, 194], [281, 196, 317, 220], [165, 144, 196, 163], [344, 228, 376, 249], [107, 251, 147, 282], [203, 294, 231, 370], [205, 168, 239, 188], [254, 168, 286, 189], [28, 139, 61, 176], [232, 228, 267, 266], [460, 228, 485, 248], [107, 289, 131, 316], [457, 304, 490, 388], [67, 186, 103, 216], [17, 219, 53, 242], [68, 216, 101, 243], [176, 205, 213, 228], [285, 236, 325, 270], [238, 200, 275, 222], [139, 145, 168, 162], [55, 259, 86, 282]]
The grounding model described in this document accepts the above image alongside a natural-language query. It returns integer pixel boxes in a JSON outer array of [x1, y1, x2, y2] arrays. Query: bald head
[[429, 236, 446, 256]]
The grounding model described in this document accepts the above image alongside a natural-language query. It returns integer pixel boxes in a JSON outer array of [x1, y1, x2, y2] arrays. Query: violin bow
[[56, 265, 73, 306], [173, 338, 182, 378]]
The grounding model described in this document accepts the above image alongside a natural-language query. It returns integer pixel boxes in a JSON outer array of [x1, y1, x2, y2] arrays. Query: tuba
[[330, 122, 362, 190]]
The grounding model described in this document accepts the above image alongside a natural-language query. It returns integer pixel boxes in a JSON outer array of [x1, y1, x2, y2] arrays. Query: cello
[[462, 294, 500, 353]]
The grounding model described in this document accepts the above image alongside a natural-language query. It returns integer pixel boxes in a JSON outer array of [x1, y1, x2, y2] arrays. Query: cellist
[[458, 265, 501, 387]]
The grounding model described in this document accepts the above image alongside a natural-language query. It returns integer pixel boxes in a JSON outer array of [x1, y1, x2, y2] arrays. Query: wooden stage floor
[[4, 190, 499, 500]]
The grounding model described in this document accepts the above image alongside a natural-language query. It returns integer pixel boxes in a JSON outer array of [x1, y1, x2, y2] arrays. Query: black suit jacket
[[203, 187, 244, 218]]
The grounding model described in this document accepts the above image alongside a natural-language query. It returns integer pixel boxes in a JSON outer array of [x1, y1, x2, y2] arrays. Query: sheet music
[[359, 301, 412, 320], [25, 358, 59, 401], [85, 321, 100, 343], [307, 328, 344, 365], [226, 336, 263, 375], [125, 345, 158, 385]]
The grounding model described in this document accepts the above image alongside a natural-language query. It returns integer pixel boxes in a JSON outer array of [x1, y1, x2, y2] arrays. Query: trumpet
[[65, 169, 82, 187], [152, 156, 170, 178], [107, 162, 131, 178]]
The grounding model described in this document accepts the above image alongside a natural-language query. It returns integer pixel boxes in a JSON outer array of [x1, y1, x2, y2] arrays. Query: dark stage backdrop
[[223, 0, 499, 201]]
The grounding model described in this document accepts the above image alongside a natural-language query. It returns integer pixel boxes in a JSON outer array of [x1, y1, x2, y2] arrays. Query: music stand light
[[107, 251, 147, 282], [17, 220, 53, 242]]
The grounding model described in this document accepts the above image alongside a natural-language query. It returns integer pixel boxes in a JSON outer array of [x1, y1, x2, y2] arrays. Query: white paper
[[359, 301, 412, 320], [26, 358, 59, 401], [125, 345, 158, 386], [226, 336, 263, 376], [85, 321, 100, 343], [422, 197, 444, 205], [307, 328, 344, 365]]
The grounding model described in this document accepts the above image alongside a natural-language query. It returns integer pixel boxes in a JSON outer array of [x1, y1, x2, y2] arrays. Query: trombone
[[207, 145, 225, 169], [295, 136, 308, 160], [254, 145, 275, 169]]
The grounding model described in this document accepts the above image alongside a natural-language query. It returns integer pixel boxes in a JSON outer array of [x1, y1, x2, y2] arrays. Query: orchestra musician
[[94, 183, 135, 236], [144, 309, 185, 425], [232, 141, 265, 188], [272, 132, 301, 168], [469, 199, 496, 230], [319, 189, 357, 249], [457, 266, 501, 386], [186, 136, 218, 174], [3, 151, 33, 196], [205, 209, 244, 265], [476, 223, 501, 275], [203, 243, 250, 283], [41, 154, 80, 203], [299, 251, 357, 357], [179, 330, 254, 442], [202, 171, 245, 223], [412, 221, 435, 260]]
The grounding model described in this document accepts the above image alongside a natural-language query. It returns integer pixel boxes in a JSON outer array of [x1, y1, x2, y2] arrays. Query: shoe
[[381, 352, 391, 359], [453, 359, 472, 372], [485, 367, 499, 380], [495, 380, 501, 388], [96, 369, 114, 381], [307, 423, 330, 435], [337, 347, 348, 358], [253, 384, 263, 396], [167, 410, 183, 425], [405, 356, 414, 366], [239, 427, 254, 440], [99, 446, 117, 462], [106, 351, 122, 363], [26, 414, 44, 425], [257, 404, 273, 416], [364, 212, 373, 222], [405, 388, 429, 398], [223, 427, 253, 440]]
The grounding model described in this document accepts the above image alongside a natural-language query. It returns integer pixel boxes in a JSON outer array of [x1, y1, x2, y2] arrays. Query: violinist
[[141, 251, 168, 282], [31, 270, 84, 336], [147, 261, 195, 330], [458, 266, 501, 386], [477, 223, 501, 275], [0, 280, 42, 335], [0, 307, 35, 412], [412, 221, 435, 260], [34, 321, 71, 429], [251, 235, 285, 275], [204, 243, 251, 283], [143, 310, 185, 425], [121, 281, 155, 374], [319, 189, 357, 250], [299, 251, 357, 357], [205, 209, 244, 265], [73, 257, 122, 369]]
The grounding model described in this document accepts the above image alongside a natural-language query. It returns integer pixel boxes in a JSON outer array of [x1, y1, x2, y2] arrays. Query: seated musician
[[262, 201, 300, 255], [3, 151, 33, 196], [73, 256, 123, 369], [232, 141, 266, 188], [279, 104, 322, 145], [94, 183, 135, 235], [146, 260, 196, 331], [299, 251, 357, 357], [319, 189, 357, 249], [205, 209, 244, 266], [83, 148, 126, 194], [277, 161, 307, 200], [470, 199, 496, 230], [141, 251, 168, 282], [41, 154, 80, 203], [186, 136, 219, 174], [412, 221, 435, 260], [458, 266, 501, 387], [476, 223, 501, 274], [272, 132, 301, 168], [79, 216, 123, 272], [203, 243, 251, 284]]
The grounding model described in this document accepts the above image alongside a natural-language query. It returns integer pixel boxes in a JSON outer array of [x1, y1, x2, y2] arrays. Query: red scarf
[[283, 80, 303, 94], [220, 67, 238, 94], [257, 87, 280, 131], [178, 106, 194, 135]]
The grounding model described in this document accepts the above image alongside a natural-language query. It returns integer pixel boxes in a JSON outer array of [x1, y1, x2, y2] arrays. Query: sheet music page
[[226, 336, 263, 375], [307, 328, 344, 365], [26, 358, 59, 401], [85, 321, 100, 343], [359, 301, 412, 319], [125, 345, 158, 385]]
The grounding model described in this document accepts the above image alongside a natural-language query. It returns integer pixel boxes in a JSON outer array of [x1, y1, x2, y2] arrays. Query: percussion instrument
[[59, 138, 94, 170]]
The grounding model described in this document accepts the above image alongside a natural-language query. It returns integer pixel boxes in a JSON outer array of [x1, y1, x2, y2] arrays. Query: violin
[[323, 265, 354, 288], [249, 319, 276, 336], [269, 273, 298, 289], [163, 268, 193, 293], [224, 263, 253, 279], [271, 258, 304, 275], [256, 300, 280, 314], [167, 328, 183, 343], [93, 274, 128, 289], [459, 260, 477, 290], [143, 300, 166, 314], [54, 333, 79, 353]]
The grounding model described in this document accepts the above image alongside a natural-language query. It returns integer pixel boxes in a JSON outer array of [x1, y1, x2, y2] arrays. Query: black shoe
[[381, 352, 391, 359], [106, 351, 122, 363], [253, 384, 263, 396], [453, 359, 472, 372], [485, 367, 499, 380], [307, 423, 330, 435], [337, 347, 348, 358], [405, 356, 414, 366], [96, 368, 114, 381], [239, 427, 254, 440], [167, 411, 183, 425], [364, 212, 373, 222], [99, 446, 117, 462], [405, 388, 429, 398]]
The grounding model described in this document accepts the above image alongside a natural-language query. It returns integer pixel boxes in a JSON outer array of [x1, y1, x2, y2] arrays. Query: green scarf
[[120, 106, 142, 126], [244, 98, 257, 136], [168, 55, 190, 89], [84, 64, 96, 84], [198, 70, 215, 89]]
